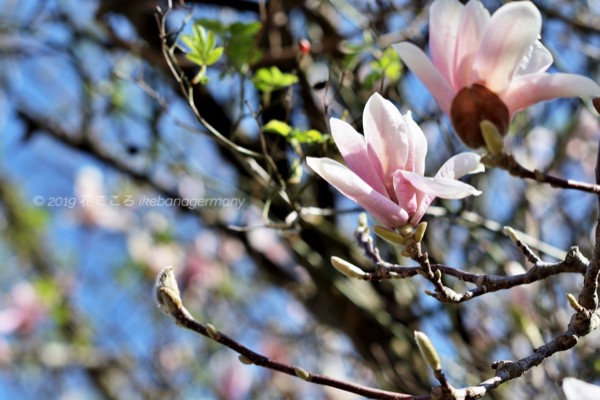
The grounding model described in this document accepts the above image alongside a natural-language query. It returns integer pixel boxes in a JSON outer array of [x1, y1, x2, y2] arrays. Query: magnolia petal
[[393, 42, 455, 116], [306, 157, 409, 228], [399, 171, 482, 199], [502, 73, 600, 113], [563, 378, 600, 400], [402, 112, 428, 175], [410, 193, 435, 226], [515, 40, 553, 76], [435, 152, 484, 179], [329, 118, 388, 196], [472, 1, 541, 93], [363, 93, 408, 189], [429, 0, 464, 88], [392, 170, 418, 216], [454, 0, 490, 89]]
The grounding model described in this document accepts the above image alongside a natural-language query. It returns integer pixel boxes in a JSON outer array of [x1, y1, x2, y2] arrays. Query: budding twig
[[485, 152, 600, 194], [154, 266, 415, 400], [353, 221, 587, 303], [504, 226, 541, 264]]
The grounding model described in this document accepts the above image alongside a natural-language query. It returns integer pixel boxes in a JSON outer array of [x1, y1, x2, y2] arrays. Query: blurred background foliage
[[1, 0, 600, 399]]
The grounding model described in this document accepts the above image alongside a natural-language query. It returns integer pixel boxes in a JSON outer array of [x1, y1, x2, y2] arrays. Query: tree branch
[[155, 266, 419, 400]]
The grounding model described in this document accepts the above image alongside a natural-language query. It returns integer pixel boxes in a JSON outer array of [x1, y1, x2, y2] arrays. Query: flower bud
[[450, 84, 509, 149], [414, 221, 428, 243], [330, 256, 366, 279], [294, 367, 311, 381], [566, 293, 582, 312], [480, 120, 505, 155], [373, 225, 405, 245], [414, 331, 441, 371], [155, 266, 182, 316]]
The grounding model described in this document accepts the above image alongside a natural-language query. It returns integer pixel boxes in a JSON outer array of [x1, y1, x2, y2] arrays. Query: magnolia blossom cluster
[[394, 0, 600, 148], [307, 94, 483, 229], [307, 0, 600, 229]]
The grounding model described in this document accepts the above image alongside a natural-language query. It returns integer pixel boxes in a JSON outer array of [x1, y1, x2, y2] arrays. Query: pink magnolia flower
[[306, 93, 483, 229], [0, 282, 47, 336], [394, 0, 600, 148]]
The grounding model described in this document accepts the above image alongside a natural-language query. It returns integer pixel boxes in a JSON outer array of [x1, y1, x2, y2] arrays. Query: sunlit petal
[[454, 0, 490, 89], [399, 171, 482, 199], [363, 93, 408, 188], [472, 1, 541, 93], [403, 112, 428, 175], [410, 194, 435, 226], [429, 0, 464, 88], [402, 111, 427, 175], [502, 73, 600, 113], [392, 170, 418, 216], [393, 42, 455, 115], [435, 152, 485, 179], [515, 40, 553, 76], [306, 157, 409, 228], [329, 118, 388, 196]]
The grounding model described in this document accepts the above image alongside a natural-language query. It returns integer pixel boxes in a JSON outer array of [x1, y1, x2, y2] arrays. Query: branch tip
[[414, 331, 442, 371], [155, 266, 182, 316], [566, 293, 583, 312], [330, 256, 366, 279], [503, 226, 519, 243]]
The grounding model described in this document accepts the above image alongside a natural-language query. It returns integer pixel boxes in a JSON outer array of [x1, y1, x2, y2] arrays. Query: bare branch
[[155, 267, 418, 400], [353, 223, 588, 303], [484, 152, 600, 194]]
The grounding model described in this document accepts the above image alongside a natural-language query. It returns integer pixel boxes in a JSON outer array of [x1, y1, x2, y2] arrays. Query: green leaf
[[180, 25, 223, 69], [380, 47, 403, 81], [221, 21, 263, 72], [363, 71, 382, 89], [227, 39, 259, 70], [273, 72, 298, 88], [180, 35, 196, 51], [263, 120, 292, 136], [229, 21, 262, 36], [194, 19, 227, 34], [369, 47, 403, 84], [264, 120, 327, 143], [194, 25, 207, 50], [384, 62, 402, 81], [185, 53, 206, 65], [292, 129, 326, 143], [252, 67, 298, 92], [206, 30, 216, 53], [205, 47, 224, 66]]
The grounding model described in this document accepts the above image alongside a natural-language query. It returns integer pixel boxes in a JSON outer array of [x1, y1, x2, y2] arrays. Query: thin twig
[[154, 267, 418, 400], [577, 139, 600, 310], [486, 152, 600, 194], [354, 225, 588, 303], [155, 5, 262, 158]]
